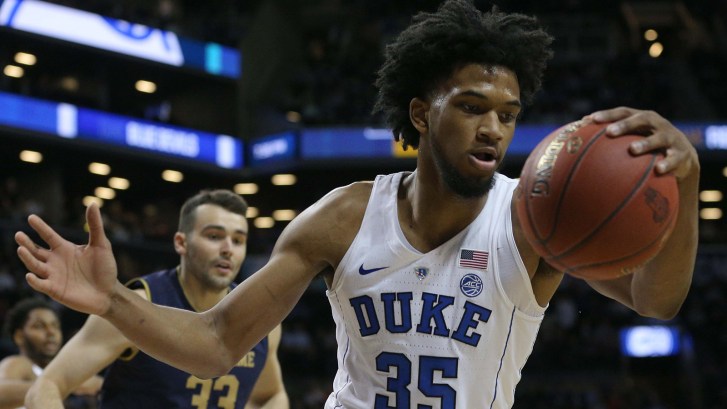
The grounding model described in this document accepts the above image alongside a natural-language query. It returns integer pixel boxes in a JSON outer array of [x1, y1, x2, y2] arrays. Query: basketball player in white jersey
[[0, 298, 101, 409], [15, 0, 699, 407]]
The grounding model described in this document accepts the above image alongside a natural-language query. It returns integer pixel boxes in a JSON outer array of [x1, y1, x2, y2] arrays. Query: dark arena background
[[1, 1, 726, 408]]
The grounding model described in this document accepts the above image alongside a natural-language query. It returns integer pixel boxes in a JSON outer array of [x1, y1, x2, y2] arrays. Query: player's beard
[[24, 338, 57, 367], [431, 137, 496, 198], [196, 265, 236, 290]]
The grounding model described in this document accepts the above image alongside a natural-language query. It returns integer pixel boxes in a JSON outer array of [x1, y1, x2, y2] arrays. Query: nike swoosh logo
[[359, 264, 388, 275]]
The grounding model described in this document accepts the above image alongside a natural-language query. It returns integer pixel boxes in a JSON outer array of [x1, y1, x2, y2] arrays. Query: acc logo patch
[[460, 273, 483, 297]]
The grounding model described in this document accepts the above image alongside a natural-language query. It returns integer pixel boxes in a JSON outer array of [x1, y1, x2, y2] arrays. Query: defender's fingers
[[27, 214, 66, 250], [14, 231, 50, 263], [16, 246, 49, 278], [26, 272, 53, 295], [86, 203, 108, 248]]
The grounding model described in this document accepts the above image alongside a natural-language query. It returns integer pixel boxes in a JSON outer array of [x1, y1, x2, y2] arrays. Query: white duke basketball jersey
[[325, 171, 547, 409]]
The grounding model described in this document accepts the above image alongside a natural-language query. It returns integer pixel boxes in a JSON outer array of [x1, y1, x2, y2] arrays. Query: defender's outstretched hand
[[15, 203, 118, 316]]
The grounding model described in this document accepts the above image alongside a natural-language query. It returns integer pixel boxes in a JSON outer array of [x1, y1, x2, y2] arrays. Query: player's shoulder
[[310, 180, 374, 220], [0, 354, 35, 378], [280, 180, 374, 259]]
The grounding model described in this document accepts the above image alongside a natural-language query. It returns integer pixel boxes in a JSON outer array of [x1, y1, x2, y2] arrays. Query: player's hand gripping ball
[[516, 120, 679, 280]]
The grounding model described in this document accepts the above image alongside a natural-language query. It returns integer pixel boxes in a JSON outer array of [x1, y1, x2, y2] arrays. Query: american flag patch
[[459, 249, 489, 270]]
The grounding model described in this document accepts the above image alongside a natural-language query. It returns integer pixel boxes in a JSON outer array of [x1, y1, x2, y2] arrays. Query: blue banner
[[249, 131, 297, 166], [0, 0, 240, 78], [0, 92, 243, 169]]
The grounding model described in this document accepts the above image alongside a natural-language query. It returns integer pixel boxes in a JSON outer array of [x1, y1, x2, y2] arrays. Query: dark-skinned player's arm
[[17, 184, 365, 378], [584, 107, 699, 320]]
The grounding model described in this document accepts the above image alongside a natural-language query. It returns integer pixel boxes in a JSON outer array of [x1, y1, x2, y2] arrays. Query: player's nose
[[476, 111, 504, 142]]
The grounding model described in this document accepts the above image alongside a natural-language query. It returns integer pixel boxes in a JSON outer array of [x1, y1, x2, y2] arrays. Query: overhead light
[[14, 52, 37, 65], [89, 162, 111, 175], [700, 208, 723, 220], [234, 183, 258, 195], [109, 177, 130, 190], [273, 209, 297, 221], [723, 166, 727, 178], [246, 207, 259, 218], [162, 170, 183, 183], [643, 29, 658, 42], [95, 187, 116, 200], [4, 65, 24, 78], [83, 196, 104, 208], [135, 80, 157, 93], [20, 150, 42, 163], [254, 217, 275, 229], [649, 42, 664, 58], [271, 174, 296, 186], [286, 111, 302, 123], [699, 190, 723, 203], [60, 76, 79, 92]]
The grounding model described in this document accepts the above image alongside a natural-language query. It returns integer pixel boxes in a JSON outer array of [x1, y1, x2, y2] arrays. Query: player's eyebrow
[[202, 224, 248, 236], [459, 90, 521, 108]]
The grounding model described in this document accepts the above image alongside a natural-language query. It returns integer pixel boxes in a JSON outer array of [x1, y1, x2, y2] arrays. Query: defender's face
[[17, 308, 62, 364], [424, 63, 521, 197], [181, 204, 248, 290]]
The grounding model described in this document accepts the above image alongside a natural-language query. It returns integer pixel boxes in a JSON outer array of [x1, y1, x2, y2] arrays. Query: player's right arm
[[17, 183, 368, 379], [24, 292, 143, 409]]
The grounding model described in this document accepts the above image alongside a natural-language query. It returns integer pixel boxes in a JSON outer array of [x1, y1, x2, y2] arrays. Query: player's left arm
[[585, 107, 700, 320], [244, 324, 289, 409], [0, 355, 35, 409]]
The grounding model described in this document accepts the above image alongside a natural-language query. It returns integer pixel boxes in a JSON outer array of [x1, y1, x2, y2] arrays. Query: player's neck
[[399, 170, 487, 252]]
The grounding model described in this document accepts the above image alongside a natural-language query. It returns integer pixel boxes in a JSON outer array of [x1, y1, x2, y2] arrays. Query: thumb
[[86, 203, 109, 248]]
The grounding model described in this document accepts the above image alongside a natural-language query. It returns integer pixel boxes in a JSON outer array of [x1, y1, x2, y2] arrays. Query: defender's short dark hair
[[178, 189, 248, 234], [3, 298, 57, 337], [374, 0, 554, 149]]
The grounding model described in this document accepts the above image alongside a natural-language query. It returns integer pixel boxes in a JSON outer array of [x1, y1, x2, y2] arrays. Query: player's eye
[[500, 112, 517, 123], [462, 104, 479, 113]]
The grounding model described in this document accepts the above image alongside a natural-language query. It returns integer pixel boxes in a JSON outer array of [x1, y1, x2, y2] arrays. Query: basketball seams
[[551, 153, 658, 260], [566, 205, 678, 279], [543, 126, 607, 244]]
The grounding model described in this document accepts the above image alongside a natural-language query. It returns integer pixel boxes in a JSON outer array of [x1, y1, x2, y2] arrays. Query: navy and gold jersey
[[100, 268, 268, 409]]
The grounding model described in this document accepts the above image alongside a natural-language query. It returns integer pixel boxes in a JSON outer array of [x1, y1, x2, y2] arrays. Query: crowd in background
[[2, 0, 727, 408], [41, 0, 727, 130]]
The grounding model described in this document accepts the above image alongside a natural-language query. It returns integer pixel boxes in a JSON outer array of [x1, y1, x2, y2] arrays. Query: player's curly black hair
[[373, 0, 554, 150], [2, 297, 57, 338]]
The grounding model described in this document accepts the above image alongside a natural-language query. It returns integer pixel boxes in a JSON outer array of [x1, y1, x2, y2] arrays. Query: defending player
[[23, 190, 288, 409]]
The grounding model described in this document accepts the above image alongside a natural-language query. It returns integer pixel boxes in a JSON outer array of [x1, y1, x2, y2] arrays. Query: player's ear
[[13, 329, 24, 348], [173, 232, 187, 255], [410, 97, 429, 134]]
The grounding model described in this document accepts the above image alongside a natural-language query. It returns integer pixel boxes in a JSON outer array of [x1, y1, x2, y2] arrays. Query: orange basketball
[[516, 120, 679, 280]]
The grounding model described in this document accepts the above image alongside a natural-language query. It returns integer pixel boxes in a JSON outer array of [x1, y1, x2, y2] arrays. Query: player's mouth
[[468, 147, 498, 172], [214, 261, 234, 275]]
